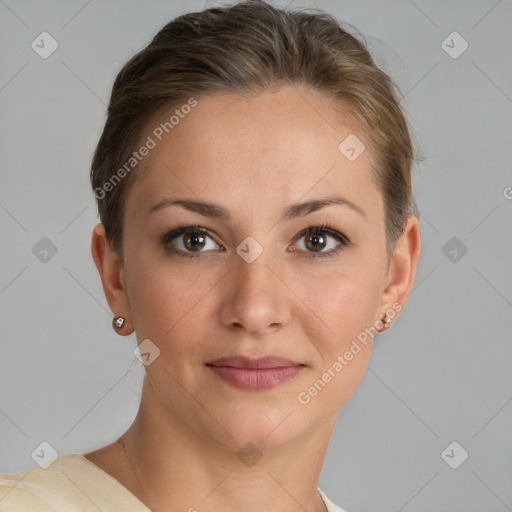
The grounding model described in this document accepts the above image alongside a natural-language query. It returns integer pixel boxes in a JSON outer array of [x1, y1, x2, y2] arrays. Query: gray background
[[1, 1, 511, 511]]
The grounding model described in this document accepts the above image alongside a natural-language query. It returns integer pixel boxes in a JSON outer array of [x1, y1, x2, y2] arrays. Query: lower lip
[[206, 365, 304, 390]]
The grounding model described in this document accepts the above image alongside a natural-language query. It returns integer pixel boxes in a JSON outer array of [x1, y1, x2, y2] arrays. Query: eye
[[161, 223, 351, 259], [292, 223, 351, 258], [162, 225, 222, 258]]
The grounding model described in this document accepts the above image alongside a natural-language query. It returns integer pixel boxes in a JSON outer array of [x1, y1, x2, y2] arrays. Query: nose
[[219, 249, 291, 336]]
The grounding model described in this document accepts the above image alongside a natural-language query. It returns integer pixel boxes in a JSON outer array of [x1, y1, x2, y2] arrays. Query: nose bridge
[[235, 247, 273, 293], [220, 242, 290, 333], [233, 228, 278, 285]]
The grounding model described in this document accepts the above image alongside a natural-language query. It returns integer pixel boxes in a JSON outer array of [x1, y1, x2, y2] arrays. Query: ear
[[91, 223, 134, 335], [379, 214, 421, 323]]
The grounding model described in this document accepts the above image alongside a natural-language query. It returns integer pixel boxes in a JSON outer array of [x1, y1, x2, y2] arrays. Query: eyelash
[[161, 223, 351, 259]]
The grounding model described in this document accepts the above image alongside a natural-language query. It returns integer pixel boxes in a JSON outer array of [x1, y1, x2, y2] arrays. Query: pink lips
[[205, 356, 305, 390]]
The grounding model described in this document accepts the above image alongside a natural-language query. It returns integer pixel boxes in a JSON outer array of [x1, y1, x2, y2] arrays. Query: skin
[[87, 85, 421, 512]]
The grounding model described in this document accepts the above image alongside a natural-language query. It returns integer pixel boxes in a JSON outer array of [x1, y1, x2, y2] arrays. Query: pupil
[[306, 233, 325, 251], [185, 233, 205, 251]]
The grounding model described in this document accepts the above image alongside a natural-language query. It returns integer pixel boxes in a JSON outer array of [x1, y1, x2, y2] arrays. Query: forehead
[[125, 85, 381, 223]]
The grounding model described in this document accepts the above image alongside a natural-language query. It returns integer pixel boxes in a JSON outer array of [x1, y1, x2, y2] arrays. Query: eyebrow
[[148, 194, 366, 221]]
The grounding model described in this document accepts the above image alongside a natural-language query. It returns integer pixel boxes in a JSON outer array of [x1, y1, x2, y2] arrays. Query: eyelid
[[161, 225, 213, 244], [293, 223, 350, 245]]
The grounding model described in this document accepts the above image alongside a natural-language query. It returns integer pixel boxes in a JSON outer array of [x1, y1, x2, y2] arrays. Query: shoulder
[[0, 459, 67, 512], [318, 487, 349, 512], [0, 453, 149, 512]]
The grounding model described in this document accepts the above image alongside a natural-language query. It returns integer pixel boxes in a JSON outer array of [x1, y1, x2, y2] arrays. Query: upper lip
[[205, 356, 304, 369]]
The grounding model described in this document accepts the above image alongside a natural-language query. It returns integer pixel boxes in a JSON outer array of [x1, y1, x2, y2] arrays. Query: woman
[[0, 1, 421, 510]]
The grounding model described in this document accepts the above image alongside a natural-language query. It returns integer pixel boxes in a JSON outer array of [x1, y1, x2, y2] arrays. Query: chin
[[198, 399, 315, 454], [210, 421, 304, 455]]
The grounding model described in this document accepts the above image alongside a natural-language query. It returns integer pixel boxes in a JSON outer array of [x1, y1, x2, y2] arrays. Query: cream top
[[0, 454, 347, 511]]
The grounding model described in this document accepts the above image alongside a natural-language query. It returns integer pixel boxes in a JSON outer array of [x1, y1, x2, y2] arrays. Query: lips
[[205, 356, 305, 390], [206, 355, 302, 369]]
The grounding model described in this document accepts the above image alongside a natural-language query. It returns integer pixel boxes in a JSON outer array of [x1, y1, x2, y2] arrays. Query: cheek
[[126, 253, 219, 356], [293, 271, 379, 414], [293, 263, 382, 350]]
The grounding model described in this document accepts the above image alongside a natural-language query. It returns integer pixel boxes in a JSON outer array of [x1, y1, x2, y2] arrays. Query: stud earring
[[381, 314, 392, 329], [112, 316, 125, 331]]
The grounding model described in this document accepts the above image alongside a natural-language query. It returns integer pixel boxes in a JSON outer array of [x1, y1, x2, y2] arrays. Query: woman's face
[[104, 85, 418, 451]]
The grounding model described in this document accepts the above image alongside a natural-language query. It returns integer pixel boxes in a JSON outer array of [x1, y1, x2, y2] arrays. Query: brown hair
[[91, 0, 418, 260]]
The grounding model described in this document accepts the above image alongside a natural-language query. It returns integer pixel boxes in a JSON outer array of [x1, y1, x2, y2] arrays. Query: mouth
[[205, 356, 306, 391]]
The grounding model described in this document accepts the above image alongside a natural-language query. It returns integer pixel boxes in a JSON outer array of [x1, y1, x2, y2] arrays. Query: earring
[[112, 316, 125, 331], [381, 314, 392, 329]]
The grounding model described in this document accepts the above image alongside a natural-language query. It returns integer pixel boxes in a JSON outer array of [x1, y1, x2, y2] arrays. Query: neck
[[117, 375, 337, 512]]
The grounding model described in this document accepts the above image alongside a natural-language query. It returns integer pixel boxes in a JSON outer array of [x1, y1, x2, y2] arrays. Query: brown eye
[[294, 225, 350, 258], [304, 232, 327, 252], [183, 232, 207, 252], [162, 225, 221, 257]]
